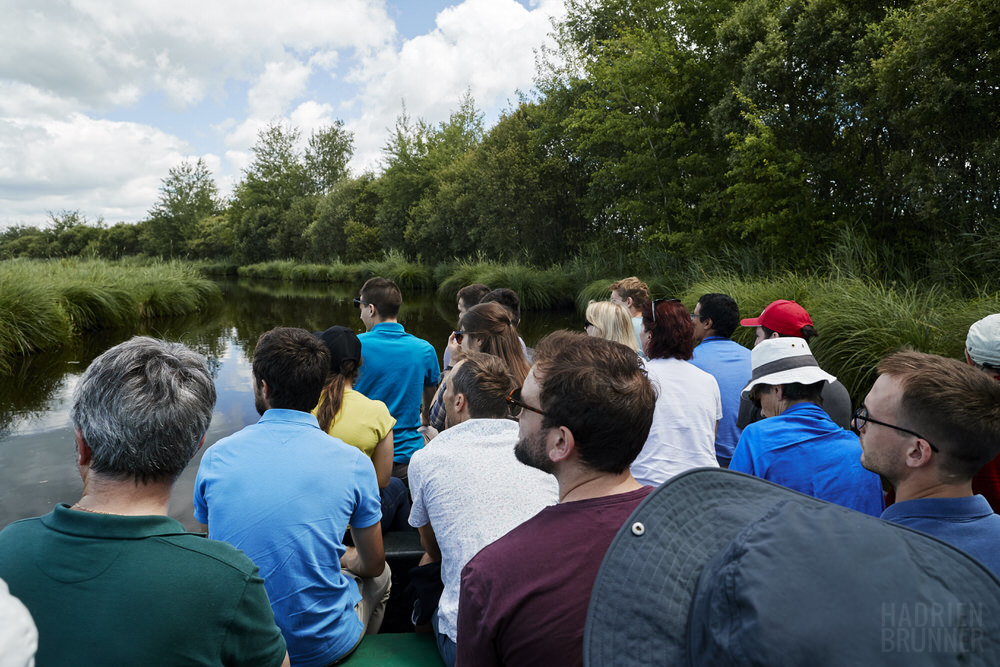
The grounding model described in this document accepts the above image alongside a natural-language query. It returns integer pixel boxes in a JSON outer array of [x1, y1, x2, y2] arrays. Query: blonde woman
[[585, 300, 640, 354]]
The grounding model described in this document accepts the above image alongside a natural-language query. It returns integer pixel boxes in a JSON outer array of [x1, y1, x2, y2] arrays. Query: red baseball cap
[[740, 300, 813, 337]]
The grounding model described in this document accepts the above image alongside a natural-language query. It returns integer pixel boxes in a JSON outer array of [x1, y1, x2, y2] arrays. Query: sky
[[0, 0, 568, 229]]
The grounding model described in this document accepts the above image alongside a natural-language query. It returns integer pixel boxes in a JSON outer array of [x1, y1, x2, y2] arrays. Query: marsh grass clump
[[0, 259, 222, 374], [438, 260, 577, 310], [358, 251, 433, 291]]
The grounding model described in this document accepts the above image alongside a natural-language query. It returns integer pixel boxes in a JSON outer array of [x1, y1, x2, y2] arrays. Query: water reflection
[[0, 279, 578, 529]]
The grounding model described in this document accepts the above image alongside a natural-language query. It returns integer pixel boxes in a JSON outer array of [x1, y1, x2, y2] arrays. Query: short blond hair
[[609, 276, 649, 308]]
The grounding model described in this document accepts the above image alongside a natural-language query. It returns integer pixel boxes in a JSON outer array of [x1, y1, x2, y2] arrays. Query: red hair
[[642, 300, 694, 360]]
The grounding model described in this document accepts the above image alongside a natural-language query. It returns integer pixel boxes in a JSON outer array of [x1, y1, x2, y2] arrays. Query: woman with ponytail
[[313, 325, 409, 531]]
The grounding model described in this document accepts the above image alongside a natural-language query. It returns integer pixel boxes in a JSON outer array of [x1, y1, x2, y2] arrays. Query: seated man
[[731, 337, 883, 516], [738, 299, 852, 428], [858, 349, 1000, 574], [456, 331, 656, 667], [355, 277, 441, 481], [195, 327, 388, 667], [0, 337, 288, 666], [965, 314, 1000, 510], [689, 292, 752, 466], [408, 352, 559, 666]]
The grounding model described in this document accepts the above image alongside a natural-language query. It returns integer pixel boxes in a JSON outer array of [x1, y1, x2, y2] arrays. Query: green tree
[[306, 173, 380, 262], [231, 123, 314, 262], [144, 158, 219, 257], [305, 121, 355, 194]]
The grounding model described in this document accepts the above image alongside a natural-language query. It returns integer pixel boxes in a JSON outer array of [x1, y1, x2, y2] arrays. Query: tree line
[[3, 0, 998, 286]]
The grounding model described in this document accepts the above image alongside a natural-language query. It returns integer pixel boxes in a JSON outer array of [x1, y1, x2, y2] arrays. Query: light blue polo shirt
[[194, 409, 381, 667], [882, 495, 1000, 575], [356, 322, 440, 464], [730, 402, 884, 516], [690, 336, 752, 465]]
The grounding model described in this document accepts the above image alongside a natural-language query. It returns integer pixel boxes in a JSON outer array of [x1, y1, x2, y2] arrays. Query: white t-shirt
[[408, 418, 559, 643], [631, 357, 722, 485], [0, 578, 36, 667]]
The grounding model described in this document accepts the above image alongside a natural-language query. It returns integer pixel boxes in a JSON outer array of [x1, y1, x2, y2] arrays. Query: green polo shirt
[[0, 504, 286, 666]]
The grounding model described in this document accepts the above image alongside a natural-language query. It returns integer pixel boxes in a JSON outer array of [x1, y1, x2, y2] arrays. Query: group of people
[[1, 274, 999, 666]]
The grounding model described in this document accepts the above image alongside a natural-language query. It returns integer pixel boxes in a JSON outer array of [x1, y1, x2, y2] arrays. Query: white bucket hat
[[740, 337, 836, 399]]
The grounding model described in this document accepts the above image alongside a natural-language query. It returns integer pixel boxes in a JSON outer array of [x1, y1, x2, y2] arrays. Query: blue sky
[[0, 0, 566, 228]]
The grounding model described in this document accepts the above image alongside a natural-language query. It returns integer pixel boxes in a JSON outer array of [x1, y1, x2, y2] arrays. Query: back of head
[[967, 314, 1000, 378], [696, 293, 740, 339], [314, 325, 362, 431], [480, 288, 521, 326], [642, 299, 695, 360], [450, 351, 517, 419], [69, 336, 216, 484], [586, 300, 639, 352], [879, 349, 1000, 480], [532, 331, 655, 474], [460, 302, 531, 383], [609, 276, 649, 309], [253, 327, 330, 412], [361, 276, 402, 320], [457, 283, 491, 307]]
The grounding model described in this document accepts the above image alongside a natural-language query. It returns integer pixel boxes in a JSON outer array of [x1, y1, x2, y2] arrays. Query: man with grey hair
[[0, 337, 289, 667]]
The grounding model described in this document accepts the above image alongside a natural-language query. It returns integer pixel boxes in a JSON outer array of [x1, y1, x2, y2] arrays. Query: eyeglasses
[[453, 330, 466, 344], [852, 406, 939, 452], [505, 386, 548, 419], [650, 298, 679, 323], [353, 298, 369, 308]]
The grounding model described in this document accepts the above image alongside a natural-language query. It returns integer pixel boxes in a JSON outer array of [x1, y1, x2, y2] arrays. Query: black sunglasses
[[650, 297, 680, 323], [353, 298, 370, 308], [453, 330, 466, 344], [852, 406, 939, 452], [505, 386, 548, 419]]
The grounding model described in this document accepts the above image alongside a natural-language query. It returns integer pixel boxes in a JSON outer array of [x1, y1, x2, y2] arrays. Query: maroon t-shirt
[[972, 454, 1000, 513], [455, 486, 653, 667]]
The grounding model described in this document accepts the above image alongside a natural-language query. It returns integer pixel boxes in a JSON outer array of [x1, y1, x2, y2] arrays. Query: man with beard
[[455, 332, 657, 667], [407, 352, 558, 666], [194, 327, 389, 667]]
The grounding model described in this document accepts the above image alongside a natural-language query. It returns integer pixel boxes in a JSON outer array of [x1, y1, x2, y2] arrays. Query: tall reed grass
[[0, 259, 222, 374], [234, 252, 434, 290], [437, 259, 579, 310], [682, 272, 1000, 399]]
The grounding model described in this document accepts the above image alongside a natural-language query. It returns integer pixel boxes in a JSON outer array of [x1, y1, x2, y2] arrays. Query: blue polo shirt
[[194, 409, 381, 667], [690, 336, 752, 465], [882, 495, 1000, 575], [730, 402, 884, 516], [356, 322, 440, 464]]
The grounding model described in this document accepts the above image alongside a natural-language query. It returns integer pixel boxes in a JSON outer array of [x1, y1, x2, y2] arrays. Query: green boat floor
[[345, 632, 443, 666]]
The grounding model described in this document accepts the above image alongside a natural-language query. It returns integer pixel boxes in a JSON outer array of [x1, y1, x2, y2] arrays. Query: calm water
[[0, 279, 578, 530]]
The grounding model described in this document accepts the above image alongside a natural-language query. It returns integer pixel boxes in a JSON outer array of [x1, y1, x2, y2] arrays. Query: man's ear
[[774, 384, 785, 402], [548, 426, 576, 464], [454, 392, 467, 415], [965, 349, 976, 367], [904, 439, 935, 469], [75, 428, 92, 467]]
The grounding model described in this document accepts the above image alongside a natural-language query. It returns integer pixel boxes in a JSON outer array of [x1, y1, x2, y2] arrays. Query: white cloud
[[344, 0, 565, 170], [0, 1, 567, 227]]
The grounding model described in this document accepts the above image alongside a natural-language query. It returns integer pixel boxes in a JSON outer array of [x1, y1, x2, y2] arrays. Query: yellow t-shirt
[[314, 388, 396, 459]]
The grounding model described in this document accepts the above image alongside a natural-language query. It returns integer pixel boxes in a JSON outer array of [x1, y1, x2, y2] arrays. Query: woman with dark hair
[[426, 302, 531, 435], [631, 299, 722, 485], [313, 325, 410, 531]]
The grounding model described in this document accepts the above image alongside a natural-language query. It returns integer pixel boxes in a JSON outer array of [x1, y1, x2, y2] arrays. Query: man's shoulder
[[154, 532, 262, 578]]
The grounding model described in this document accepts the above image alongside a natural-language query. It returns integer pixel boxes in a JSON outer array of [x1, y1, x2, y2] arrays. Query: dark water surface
[[0, 279, 578, 530]]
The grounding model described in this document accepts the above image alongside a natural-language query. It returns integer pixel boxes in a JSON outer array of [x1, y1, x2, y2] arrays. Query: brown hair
[[641, 300, 695, 360], [253, 328, 330, 412], [878, 349, 1000, 480], [532, 331, 655, 474], [315, 360, 361, 432], [609, 277, 649, 309], [460, 302, 531, 384], [450, 351, 517, 419], [457, 283, 491, 307], [361, 277, 402, 319]]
